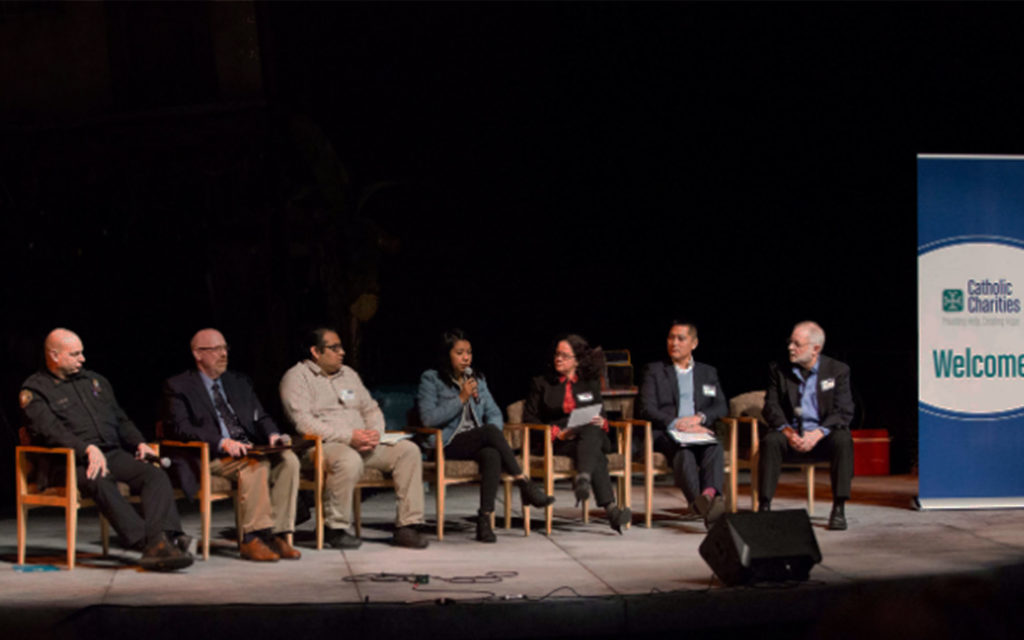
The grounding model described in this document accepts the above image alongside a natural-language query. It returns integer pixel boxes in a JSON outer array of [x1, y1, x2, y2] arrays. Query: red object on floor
[[852, 429, 890, 476]]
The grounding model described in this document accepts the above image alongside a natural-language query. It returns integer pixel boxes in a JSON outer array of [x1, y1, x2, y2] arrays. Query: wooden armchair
[[155, 422, 240, 560], [508, 412, 632, 536], [413, 425, 528, 540], [15, 427, 156, 569], [730, 390, 826, 514]]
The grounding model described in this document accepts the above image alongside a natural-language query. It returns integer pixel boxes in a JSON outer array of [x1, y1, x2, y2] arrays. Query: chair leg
[[806, 466, 815, 515], [17, 503, 28, 566], [503, 479, 512, 530], [523, 505, 531, 536], [201, 496, 211, 561], [66, 505, 77, 570], [315, 483, 325, 551], [436, 482, 445, 541], [645, 465, 654, 528]]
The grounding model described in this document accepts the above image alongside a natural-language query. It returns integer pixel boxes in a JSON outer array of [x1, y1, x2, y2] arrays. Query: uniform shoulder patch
[[19, 389, 33, 408]]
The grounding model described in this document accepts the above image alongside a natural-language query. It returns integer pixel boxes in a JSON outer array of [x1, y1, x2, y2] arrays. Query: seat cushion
[[443, 459, 480, 477]]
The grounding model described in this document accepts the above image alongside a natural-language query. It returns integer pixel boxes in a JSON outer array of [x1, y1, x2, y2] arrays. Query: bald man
[[163, 328, 302, 562], [759, 321, 855, 530], [20, 329, 193, 571]]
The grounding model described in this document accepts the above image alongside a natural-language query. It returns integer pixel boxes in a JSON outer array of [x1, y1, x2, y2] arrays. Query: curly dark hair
[[436, 328, 482, 388], [550, 333, 603, 381]]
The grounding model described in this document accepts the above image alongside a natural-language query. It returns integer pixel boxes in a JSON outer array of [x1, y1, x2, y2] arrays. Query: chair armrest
[[158, 440, 208, 449], [15, 445, 76, 455]]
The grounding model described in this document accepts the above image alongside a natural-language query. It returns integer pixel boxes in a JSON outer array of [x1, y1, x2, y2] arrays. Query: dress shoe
[[240, 537, 280, 562], [392, 525, 429, 549], [758, 499, 771, 513], [704, 495, 727, 527], [476, 511, 497, 543], [518, 478, 556, 508], [325, 528, 362, 550], [574, 474, 592, 507], [692, 493, 711, 518], [268, 535, 302, 559], [605, 505, 632, 535], [139, 533, 194, 572], [174, 533, 193, 554], [828, 503, 848, 531]]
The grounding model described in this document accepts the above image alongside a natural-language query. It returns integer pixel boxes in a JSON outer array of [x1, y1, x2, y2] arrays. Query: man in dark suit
[[640, 321, 729, 526], [163, 328, 302, 561], [759, 321, 855, 530]]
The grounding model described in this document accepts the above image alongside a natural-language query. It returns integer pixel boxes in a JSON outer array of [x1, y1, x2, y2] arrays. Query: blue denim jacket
[[417, 369, 504, 446]]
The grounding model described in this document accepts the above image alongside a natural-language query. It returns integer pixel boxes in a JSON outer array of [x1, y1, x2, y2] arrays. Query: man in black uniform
[[20, 328, 193, 571]]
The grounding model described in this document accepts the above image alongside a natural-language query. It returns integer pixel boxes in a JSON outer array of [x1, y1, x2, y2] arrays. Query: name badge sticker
[[338, 389, 356, 403], [577, 392, 594, 402], [702, 384, 717, 397], [820, 378, 835, 392]]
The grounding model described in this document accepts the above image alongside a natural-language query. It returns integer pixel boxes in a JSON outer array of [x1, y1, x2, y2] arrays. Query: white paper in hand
[[566, 404, 603, 429]]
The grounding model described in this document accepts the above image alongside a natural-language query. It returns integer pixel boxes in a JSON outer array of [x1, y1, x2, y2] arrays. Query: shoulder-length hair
[[549, 333, 603, 381], [436, 328, 483, 387]]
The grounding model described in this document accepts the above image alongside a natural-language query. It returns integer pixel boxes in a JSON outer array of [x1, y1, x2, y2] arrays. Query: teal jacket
[[417, 369, 504, 446]]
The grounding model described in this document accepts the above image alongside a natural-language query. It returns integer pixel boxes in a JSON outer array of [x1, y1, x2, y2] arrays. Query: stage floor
[[4, 472, 1024, 639]]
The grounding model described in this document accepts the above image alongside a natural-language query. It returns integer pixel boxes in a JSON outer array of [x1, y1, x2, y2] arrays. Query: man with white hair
[[21, 328, 193, 570], [758, 321, 855, 530], [163, 328, 302, 561]]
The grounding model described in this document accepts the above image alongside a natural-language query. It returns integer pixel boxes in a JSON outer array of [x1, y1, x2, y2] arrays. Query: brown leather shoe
[[268, 535, 302, 560], [240, 537, 280, 562]]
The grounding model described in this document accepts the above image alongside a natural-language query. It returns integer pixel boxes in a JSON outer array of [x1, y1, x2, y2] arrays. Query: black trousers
[[757, 429, 854, 503], [551, 424, 615, 508], [445, 426, 523, 513], [653, 432, 723, 505], [77, 448, 183, 548]]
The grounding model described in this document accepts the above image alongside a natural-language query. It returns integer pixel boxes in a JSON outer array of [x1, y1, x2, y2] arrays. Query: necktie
[[212, 380, 249, 443]]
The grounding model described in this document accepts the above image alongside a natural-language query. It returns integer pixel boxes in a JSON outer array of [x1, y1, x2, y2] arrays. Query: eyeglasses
[[196, 345, 229, 354], [554, 351, 576, 360], [323, 343, 344, 353]]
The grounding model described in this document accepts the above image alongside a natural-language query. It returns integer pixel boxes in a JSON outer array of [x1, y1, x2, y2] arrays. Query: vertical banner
[[918, 155, 1024, 508]]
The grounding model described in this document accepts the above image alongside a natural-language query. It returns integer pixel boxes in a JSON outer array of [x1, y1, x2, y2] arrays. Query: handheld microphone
[[143, 453, 172, 469], [464, 366, 479, 400]]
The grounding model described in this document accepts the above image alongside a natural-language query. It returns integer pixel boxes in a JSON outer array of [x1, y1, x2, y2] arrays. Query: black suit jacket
[[523, 373, 604, 430], [639, 360, 728, 432], [162, 369, 281, 497], [761, 354, 854, 433]]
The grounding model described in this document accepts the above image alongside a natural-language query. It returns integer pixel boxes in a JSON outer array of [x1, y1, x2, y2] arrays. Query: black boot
[[605, 504, 632, 535], [517, 478, 556, 508], [476, 511, 497, 543], [574, 473, 591, 507], [827, 501, 847, 531]]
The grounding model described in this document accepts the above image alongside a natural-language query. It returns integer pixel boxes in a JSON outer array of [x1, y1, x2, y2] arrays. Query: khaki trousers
[[211, 450, 300, 535], [313, 440, 424, 532]]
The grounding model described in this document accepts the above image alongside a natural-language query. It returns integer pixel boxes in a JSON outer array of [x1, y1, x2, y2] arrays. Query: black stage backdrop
[[3, 2, 1024, 507]]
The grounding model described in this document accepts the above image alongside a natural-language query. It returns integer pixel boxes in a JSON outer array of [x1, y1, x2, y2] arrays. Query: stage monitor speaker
[[698, 509, 822, 586]]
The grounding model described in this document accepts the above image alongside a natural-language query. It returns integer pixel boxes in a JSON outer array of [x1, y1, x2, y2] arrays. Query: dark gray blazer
[[640, 360, 728, 432]]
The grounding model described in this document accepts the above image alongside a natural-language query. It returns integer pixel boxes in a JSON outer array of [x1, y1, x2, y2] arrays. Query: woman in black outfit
[[523, 334, 631, 533], [418, 329, 555, 543]]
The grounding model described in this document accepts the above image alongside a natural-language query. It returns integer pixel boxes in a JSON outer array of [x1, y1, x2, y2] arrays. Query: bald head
[[191, 328, 229, 379], [45, 328, 85, 379]]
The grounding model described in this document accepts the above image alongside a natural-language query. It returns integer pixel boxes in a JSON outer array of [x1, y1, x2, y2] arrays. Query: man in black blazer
[[640, 322, 729, 526], [163, 328, 302, 561], [759, 321, 855, 530]]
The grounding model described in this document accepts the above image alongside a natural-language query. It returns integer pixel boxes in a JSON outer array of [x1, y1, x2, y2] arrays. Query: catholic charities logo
[[942, 289, 964, 312]]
